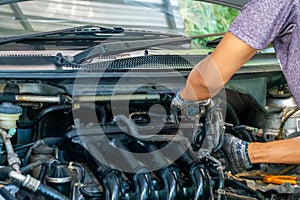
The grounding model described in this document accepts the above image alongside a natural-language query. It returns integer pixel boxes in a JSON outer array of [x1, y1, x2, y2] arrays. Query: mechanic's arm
[[180, 32, 257, 101]]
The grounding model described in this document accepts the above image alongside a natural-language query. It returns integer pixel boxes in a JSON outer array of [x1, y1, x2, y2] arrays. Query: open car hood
[[195, 0, 247, 9]]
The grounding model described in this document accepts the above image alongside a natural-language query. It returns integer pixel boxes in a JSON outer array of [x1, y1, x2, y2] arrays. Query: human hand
[[170, 89, 211, 124], [171, 90, 225, 156]]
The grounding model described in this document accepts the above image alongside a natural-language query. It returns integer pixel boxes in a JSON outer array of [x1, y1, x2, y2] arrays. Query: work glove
[[170, 89, 211, 124], [222, 133, 253, 174], [171, 90, 225, 157]]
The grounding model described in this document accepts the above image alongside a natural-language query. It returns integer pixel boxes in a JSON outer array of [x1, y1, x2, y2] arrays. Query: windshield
[[0, 0, 185, 36], [0, 0, 238, 38]]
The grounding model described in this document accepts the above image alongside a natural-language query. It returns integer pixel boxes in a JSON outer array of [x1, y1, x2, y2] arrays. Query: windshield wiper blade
[[0, 25, 125, 45], [55, 36, 192, 66], [0, 24, 184, 45]]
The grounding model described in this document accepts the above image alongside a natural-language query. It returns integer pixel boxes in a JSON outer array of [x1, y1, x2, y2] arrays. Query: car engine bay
[[0, 52, 298, 200]]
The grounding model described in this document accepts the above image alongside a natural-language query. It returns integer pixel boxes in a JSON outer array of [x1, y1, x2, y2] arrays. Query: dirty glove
[[222, 133, 253, 174], [171, 90, 211, 124], [171, 90, 225, 157], [170, 90, 212, 150]]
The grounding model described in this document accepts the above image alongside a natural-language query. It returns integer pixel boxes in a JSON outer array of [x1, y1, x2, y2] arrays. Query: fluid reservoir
[[261, 85, 300, 140], [266, 96, 300, 139], [0, 102, 22, 129]]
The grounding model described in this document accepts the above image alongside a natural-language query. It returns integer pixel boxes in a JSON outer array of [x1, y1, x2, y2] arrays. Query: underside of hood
[[194, 0, 247, 9]]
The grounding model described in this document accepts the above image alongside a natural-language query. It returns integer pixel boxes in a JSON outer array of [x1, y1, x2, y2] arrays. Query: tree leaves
[[178, 0, 238, 48]]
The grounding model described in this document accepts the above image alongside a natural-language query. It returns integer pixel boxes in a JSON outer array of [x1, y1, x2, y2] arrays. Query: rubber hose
[[0, 186, 17, 200], [20, 158, 47, 174], [0, 167, 13, 180], [23, 137, 62, 166], [38, 164, 48, 182], [18, 105, 72, 127], [23, 140, 44, 165], [61, 162, 103, 199], [226, 102, 240, 125], [80, 187, 103, 199], [36, 184, 70, 200]]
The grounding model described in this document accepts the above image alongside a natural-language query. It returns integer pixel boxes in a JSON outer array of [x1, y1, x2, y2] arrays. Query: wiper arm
[[55, 36, 192, 65], [0, 25, 125, 45], [55, 31, 225, 65]]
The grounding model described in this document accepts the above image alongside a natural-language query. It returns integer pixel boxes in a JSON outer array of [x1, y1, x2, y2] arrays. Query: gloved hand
[[171, 90, 225, 157], [170, 89, 211, 124], [222, 133, 253, 174]]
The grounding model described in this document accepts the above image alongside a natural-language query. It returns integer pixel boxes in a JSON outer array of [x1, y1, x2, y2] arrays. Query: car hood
[[195, 0, 247, 9]]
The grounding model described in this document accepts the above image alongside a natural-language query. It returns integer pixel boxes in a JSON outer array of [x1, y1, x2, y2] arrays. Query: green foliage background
[[178, 0, 239, 48]]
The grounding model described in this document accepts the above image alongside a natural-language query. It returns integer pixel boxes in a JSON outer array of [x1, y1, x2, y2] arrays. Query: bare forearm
[[248, 137, 300, 164], [180, 32, 257, 101], [180, 56, 223, 100]]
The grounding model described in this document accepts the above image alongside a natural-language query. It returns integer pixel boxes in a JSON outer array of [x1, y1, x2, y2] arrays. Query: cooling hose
[[36, 183, 70, 200], [18, 105, 72, 127]]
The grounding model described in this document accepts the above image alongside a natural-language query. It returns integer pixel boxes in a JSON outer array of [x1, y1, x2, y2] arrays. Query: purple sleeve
[[228, 0, 294, 50]]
